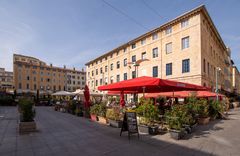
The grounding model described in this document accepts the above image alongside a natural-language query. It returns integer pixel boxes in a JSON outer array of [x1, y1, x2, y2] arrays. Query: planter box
[[190, 123, 198, 132], [138, 124, 148, 134], [232, 102, 239, 108], [19, 121, 37, 133], [98, 116, 108, 124], [148, 126, 159, 135], [198, 117, 210, 125], [108, 119, 122, 128], [169, 129, 185, 140], [183, 124, 191, 134], [90, 114, 98, 121]]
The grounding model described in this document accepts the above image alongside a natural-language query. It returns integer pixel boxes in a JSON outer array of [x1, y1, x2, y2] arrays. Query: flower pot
[[198, 117, 210, 125], [138, 124, 148, 134], [169, 129, 185, 140], [190, 123, 197, 132], [148, 126, 159, 135], [108, 119, 122, 128], [98, 116, 107, 124], [183, 124, 191, 134], [19, 121, 37, 133], [90, 114, 98, 121]]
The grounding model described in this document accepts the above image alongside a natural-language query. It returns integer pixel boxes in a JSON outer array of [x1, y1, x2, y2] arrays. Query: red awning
[[145, 91, 225, 98], [98, 76, 209, 93]]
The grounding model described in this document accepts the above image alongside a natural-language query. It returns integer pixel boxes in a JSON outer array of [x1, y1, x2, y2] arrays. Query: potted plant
[[136, 99, 159, 135], [165, 105, 186, 140], [97, 103, 108, 124], [90, 104, 99, 121], [209, 100, 224, 120], [106, 107, 123, 128], [196, 99, 210, 125], [18, 98, 36, 133]]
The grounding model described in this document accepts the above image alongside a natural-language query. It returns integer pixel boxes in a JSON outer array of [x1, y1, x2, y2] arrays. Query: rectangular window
[[152, 66, 158, 77], [203, 59, 206, 73], [207, 62, 210, 75], [19, 83, 22, 89], [181, 19, 189, 28], [182, 59, 190, 73], [131, 43, 136, 49], [182, 36, 189, 49], [141, 39, 146, 45], [105, 65, 108, 72], [123, 48, 127, 52], [165, 26, 172, 35], [132, 71, 136, 78], [96, 80, 98, 86], [26, 83, 29, 89], [116, 75, 120, 82], [152, 33, 158, 40], [100, 67, 103, 74], [110, 63, 113, 70], [166, 42, 172, 54], [166, 63, 172, 76], [96, 69, 98, 75], [100, 79, 103, 85], [141, 52, 146, 60], [152, 48, 158, 58], [124, 58, 127, 66], [116, 61, 120, 69], [124, 73, 127, 80], [132, 55, 136, 62]]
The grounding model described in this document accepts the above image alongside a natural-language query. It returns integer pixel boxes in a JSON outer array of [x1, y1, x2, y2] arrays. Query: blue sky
[[0, 0, 239, 71]]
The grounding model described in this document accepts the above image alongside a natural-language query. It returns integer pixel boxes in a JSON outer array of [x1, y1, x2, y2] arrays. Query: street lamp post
[[216, 67, 221, 101]]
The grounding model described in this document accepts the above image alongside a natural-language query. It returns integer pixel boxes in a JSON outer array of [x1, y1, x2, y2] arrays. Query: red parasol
[[120, 91, 125, 107], [84, 85, 90, 108]]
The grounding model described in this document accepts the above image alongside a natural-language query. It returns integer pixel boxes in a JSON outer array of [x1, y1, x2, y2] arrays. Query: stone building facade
[[85, 5, 235, 95]]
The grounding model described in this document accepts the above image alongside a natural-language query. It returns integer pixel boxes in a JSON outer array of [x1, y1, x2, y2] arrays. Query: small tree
[[19, 98, 35, 122]]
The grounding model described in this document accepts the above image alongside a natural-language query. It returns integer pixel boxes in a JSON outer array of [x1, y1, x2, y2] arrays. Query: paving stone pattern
[[0, 106, 240, 156]]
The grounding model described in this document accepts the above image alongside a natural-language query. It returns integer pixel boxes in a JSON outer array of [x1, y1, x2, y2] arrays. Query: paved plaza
[[0, 106, 240, 156]]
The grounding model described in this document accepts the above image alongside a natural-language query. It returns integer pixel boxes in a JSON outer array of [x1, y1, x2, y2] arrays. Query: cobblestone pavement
[[0, 106, 239, 156]]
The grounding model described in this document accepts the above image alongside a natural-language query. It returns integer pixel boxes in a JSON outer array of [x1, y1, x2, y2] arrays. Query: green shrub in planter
[[0, 96, 14, 106], [19, 98, 35, 122], [136, 101, 159, 126], [209, 100, 224, 119], [165, 105, 187, 139], [196, 99, 209, 118]]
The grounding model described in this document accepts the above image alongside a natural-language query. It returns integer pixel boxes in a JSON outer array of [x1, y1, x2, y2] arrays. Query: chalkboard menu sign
[[120, 111, 139, 139]]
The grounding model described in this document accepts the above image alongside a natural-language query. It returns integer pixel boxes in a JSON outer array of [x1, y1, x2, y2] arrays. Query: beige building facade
[[232, 66, 240, 95], [13, 54, 86, 94], [0, 68, 14, 92], [85, 5, 234, 95]]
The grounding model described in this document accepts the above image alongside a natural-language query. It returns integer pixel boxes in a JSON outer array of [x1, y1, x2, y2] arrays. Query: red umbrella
[[84, 85, 90, 108], [145, 91, 224, 98], [98, 76, 209, 93], [120, 91, 125, 107]]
